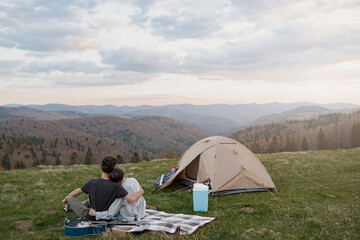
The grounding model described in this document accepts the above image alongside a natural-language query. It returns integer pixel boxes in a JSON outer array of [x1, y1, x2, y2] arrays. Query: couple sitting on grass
[[62, 156, 146, 222]]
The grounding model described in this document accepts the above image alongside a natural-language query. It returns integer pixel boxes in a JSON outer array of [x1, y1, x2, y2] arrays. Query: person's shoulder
[[89, 178, 102, 183], [81, 178, 99, 191], [84, 178, 98, 184], [127, 178, 139, 184], [87, 178, 111, 185]]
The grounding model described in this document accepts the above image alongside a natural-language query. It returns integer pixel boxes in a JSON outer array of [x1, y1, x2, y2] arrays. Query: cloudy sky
[[0, 0, 359, 106]]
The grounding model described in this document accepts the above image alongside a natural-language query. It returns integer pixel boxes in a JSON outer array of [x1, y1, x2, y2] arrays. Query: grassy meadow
[[0, 148, 359, 239]]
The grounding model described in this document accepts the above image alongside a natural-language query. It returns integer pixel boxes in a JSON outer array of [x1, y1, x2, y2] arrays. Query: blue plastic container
[[193, 183, 209, 212]]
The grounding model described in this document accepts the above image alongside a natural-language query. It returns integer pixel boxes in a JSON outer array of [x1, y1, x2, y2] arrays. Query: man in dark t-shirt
[[62, 156, 144, 220]]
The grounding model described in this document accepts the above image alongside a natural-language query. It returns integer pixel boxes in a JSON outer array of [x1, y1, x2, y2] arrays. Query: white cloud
[[0, 0, 359, 105]]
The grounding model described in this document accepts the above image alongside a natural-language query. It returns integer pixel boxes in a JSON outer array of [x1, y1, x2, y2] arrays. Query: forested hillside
[[0, 115, 212, 170], [229, 110, 360, 153]]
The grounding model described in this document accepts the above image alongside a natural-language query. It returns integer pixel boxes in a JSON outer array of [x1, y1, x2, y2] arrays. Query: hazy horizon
[[2, 101, 360, 108], [1, 1, 359, 106]]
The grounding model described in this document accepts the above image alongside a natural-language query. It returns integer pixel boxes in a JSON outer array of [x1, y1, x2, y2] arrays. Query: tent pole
[[244, 169, 279, 201], [214, 153, 218, 214]]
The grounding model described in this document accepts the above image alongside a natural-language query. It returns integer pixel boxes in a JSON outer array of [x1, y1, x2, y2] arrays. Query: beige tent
[[160, 136, 276, 196]]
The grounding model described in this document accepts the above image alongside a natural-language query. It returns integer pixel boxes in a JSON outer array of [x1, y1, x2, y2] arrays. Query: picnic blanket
[[112, 209, 215, 234]]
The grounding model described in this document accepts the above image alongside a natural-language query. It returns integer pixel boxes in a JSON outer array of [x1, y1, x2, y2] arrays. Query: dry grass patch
[[243, 228, 273, 236], [2, 183, 17, 192], [40, 209, 58, 214], [14, 220, 33, 231], [35, 178, 45, 186], [240, 207, 253, 213]]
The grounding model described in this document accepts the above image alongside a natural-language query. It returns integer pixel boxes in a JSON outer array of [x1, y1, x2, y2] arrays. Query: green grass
[[1, 148, 359, 239]]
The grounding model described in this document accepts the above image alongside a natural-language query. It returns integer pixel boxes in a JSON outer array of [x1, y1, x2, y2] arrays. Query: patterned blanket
[[112, 209, 215, 234]]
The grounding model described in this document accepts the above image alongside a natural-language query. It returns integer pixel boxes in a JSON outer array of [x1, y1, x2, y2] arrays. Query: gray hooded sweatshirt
[[95, 178, 146, 221]]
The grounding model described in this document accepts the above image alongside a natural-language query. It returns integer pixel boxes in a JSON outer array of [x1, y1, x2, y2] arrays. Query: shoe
[[64, 204, 72, 212]]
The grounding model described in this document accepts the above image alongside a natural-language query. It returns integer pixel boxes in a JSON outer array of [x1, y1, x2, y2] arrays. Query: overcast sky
[[0, 0, 359, 106]]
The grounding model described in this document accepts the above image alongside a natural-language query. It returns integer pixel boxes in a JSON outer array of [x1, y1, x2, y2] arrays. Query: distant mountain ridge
[[2, 102, 359, 134], [249, 106, 360, 127], [249, 106, 330, 126], [0, 106, 92, 120]]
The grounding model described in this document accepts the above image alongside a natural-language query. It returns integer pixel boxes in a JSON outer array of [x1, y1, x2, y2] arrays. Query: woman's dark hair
[[109, 168, 124, 182], [101, 156, 117, 173]]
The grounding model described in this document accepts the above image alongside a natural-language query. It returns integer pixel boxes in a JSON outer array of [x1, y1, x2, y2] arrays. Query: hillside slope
[[0, 115, 212, 168], [229, 109, 360, 153], [1, 149, 359, 239]]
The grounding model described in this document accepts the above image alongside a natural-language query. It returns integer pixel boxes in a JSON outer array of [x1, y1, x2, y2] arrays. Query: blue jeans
[[115, 211, 123, 220]]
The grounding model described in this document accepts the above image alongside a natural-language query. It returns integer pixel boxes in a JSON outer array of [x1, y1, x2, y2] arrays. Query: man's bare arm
[[62, 188, 83, 206], [124, 185, 144, 203]]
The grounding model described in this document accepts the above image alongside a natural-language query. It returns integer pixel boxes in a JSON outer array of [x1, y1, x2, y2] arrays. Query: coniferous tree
[[55, 156, 62, 165], [30, 145, 37, 160], [8, 144, 14, 156], [284, 135, 291, 152], [267, 137, 277, 153], [69, 152, 78, 165], [1, 153, 12, 170], [84, 147, 93, 165], [33, 158, 40, 167], [130, 151, 140, 163], [317, 128, 327, 150], [166, 146, 176, 159], [250, 139, 260, 153], [143, 152, 150, 162], [290, 135, 296, 151], [350, 122, 360, 147], [15, 160, 26, 169], [116, 154, 124, 164], [40, 151, 48, 165], [301, 137, 309, 151]]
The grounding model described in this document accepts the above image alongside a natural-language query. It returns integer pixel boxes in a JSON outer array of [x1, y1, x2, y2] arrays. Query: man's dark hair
[[109, 168, 124, 182], [101, 156, 117, 173]]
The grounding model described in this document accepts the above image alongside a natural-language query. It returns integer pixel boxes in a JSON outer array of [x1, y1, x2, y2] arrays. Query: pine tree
[[116, 154, 124, 164], [267, 137, 277, 153], [284, 135, 291, 152], [1, 153, 12, 170], [84, 147, 93, 165], [317, 128, 327, 150], [130, 151, 140, 163], [55, 156, 62, 165], [143, 152, 150, 162], [40, 151, 48, 165], [30, 145, 37, 160], [166, 146, 176, 159], [250, 139, 260, 153], [15, 160, 26, 169], [33, 158, 40, 167], [301, 137, 309, 151], [350, 122, 360, 147], [69, 152, 78, 165], [290, 135, 296, 151]]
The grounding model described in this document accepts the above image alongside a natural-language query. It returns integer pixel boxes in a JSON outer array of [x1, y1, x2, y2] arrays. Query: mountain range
[[1, 102, 360, 169], [2, 102, 359, 134]]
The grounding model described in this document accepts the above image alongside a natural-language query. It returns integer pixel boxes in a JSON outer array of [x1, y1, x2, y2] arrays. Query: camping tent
[[159, 136, 276, 196]]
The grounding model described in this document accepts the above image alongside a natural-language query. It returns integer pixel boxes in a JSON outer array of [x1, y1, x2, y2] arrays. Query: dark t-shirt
[[81, 178, 128, 215]]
